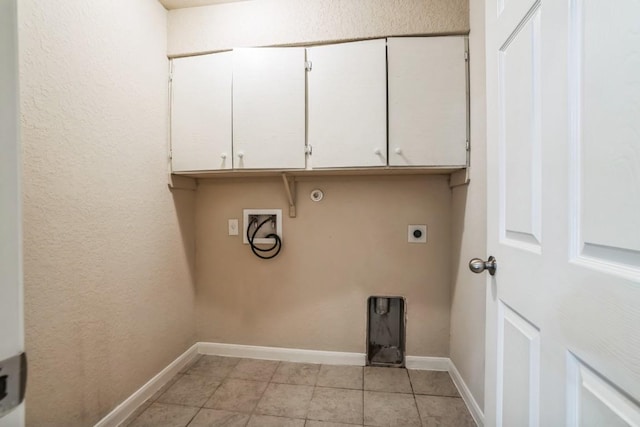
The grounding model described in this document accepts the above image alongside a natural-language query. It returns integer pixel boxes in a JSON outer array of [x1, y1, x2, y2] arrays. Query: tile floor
[[121, 355, 476, 427]]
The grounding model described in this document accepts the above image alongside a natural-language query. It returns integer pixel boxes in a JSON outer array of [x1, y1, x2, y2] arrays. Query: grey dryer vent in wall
[[366, 296, 406, 367]]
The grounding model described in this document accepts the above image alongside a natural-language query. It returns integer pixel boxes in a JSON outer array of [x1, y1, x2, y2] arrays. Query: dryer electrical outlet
[[243, 209, 283, 244]]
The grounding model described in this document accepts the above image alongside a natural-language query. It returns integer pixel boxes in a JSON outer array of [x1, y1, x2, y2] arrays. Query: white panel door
[[388, 37, 467, 167], [0, 0, 24, 425], [233, 47, 306, 169], [171, 52, 232, 172], [307, 39, 387, 168], [485, 0, 640, 426]]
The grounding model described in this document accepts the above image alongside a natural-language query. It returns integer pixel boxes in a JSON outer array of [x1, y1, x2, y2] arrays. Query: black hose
[[247, 217, 282, 259]]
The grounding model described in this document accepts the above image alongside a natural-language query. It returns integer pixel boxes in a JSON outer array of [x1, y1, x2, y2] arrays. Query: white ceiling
[[158, 0, 251, 10]]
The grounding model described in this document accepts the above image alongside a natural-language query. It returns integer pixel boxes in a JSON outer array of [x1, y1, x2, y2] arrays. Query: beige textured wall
[[167, 0, 469, 56], [177, 0, 471, 359], [196, 176, 452, 356], [19, 1, 197, 426], [449, 0, 487, 411]]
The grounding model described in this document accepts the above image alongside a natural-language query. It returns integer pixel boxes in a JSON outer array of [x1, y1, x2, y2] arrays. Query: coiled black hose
[[246, 217, 282, 259]]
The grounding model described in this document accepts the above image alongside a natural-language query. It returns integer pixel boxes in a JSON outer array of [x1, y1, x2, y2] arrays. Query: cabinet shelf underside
[[174, 166, 466, 180]]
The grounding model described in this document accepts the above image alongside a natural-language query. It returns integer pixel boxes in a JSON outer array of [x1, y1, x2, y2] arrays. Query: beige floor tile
[[187, 408, 250, 427], [187, 356, 241, 379], [408, 370, 460, 397], [272, 362, 320, 386], [204, 378, 268, 413], [246, 414, 305, 427], [307, 387, 363, 425], [363, 391, 421, 427], [123, 359, 474, 427], [305, 421, 363, 426], [228, 358, 279, 382], [156, 374, 221, 407], [316, 365, 363, 390], [414, 395, 476, 427], [363, 367, 412, 393], [255, 383, 314, 419], [128, 402, 198, 427]]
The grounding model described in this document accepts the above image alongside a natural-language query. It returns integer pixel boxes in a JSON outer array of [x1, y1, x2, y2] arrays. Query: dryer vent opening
[[366, 296, 406, 367]]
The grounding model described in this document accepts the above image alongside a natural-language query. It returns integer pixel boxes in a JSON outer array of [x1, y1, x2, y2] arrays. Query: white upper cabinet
[[307, 39, 387, 168], [170, 38, 469, 175], [171, 52, 232, 172], [232, 47, 306, 169], [388, 37, 467, 167]]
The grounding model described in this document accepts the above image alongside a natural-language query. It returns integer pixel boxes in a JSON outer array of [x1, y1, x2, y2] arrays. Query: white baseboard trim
[[448, 359, 484, 427], [94, 343, 199, 427], [197, 342, 366, 366], [405, 355, 450, 371]]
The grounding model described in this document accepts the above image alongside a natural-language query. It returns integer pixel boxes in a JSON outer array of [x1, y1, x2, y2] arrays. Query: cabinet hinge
[[464, 51, 469, 61], [169, 149, 173, 159], [305, 61, 312, 71], [466, 140, 470, 151], [305, 145, 312, 155]]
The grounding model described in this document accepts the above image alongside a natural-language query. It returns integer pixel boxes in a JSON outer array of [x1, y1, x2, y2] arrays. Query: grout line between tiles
[[247, 359, 281, 420], [361, 365, 365, 426], [183, 406, 200, 427], [188, 368, 225, 426], [191, 356, 238, 427], [415, 391, 465, 398], [408, 368, 426, 427]]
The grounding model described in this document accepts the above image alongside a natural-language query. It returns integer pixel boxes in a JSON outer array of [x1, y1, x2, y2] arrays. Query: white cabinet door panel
[[307, 39, 387, 168], [388, 37, 467, 167], [171, 52, 232, 172], [232, 47, 305, 169]]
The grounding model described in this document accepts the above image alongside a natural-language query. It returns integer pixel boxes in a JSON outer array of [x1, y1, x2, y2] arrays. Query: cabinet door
[[388, 37, 467, 167], [307, 39, 387, 168], [233, 47, 306, 169], [171, 52, 232, 172]]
